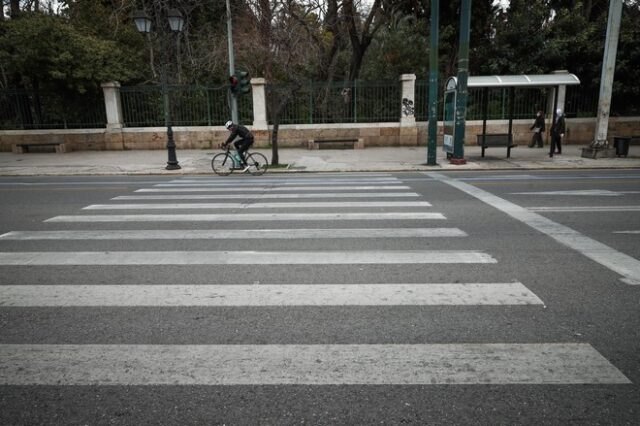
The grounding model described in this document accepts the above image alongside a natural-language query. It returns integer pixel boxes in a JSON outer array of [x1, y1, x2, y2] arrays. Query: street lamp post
[[133, 9, 184, 170]]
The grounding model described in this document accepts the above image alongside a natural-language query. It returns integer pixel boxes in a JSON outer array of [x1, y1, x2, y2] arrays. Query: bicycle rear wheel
[[211, 153, 233, 176], [246, 152, 268, 176]]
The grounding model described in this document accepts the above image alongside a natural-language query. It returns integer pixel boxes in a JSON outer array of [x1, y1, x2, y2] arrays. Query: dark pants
[[549, 134, 562, 156], [529, 132, 543, 148], [233, 138, 254, 165]]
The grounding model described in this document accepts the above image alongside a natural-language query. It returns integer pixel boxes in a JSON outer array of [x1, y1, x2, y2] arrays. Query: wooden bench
[[12, 141, 68, 154], [476, 133, 515, 158], [308, 138, 364, 150]]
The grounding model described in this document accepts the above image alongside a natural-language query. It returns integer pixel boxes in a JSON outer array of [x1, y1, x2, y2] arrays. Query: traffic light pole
[[592, 0, 623, 150], [226, 0, 238, 123], [427, 0, 439, 166], [452, 0, 471, 164]]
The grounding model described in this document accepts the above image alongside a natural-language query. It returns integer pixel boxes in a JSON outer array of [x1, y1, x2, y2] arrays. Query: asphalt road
[[0, 170, 639, 425]]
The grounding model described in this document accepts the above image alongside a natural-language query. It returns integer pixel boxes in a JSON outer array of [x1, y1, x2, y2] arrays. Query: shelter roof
[[446, 73, 580, 89]]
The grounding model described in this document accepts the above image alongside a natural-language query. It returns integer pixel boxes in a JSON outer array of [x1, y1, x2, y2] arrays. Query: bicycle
[[211, 144, 268, 176]]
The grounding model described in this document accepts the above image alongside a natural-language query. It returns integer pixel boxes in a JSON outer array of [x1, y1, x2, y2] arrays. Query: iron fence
[[0, 89, 106, 130], [268, 80, 401, 125], [119, 85, 252, 127], [416, 83, 599, 121], [0, 81, 610, 131], [565, 85, 599, 118]]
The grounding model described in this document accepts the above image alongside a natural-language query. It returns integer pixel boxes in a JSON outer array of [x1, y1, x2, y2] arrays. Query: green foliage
[[1, 0, 639, 116], [0, 12, 144, 93], [361, 15, 428, 79]]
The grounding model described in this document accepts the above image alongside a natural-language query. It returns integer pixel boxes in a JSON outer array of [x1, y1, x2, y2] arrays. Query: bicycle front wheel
[[211, 153, 233, 176], [246, 152, 268, 176]]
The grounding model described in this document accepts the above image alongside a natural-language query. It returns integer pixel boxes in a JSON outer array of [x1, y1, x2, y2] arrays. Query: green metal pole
[[226, 0, 238, 124], [427, 0, 439, 166], [453, 0, 471, 162]]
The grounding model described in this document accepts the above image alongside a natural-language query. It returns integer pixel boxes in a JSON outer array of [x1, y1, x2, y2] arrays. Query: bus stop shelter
[[443, 73, 581, 158]]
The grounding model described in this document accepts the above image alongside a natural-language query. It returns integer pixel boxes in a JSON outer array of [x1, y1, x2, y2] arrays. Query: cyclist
[[223, 120, 254, 171]]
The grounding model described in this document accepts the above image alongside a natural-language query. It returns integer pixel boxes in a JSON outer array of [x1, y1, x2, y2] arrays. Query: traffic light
[[236, 70, 251, 95], [229, 74, 239, 94], [229, 71, 250, 96]]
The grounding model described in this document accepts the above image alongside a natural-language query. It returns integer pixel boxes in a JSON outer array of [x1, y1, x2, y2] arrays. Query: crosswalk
[[0, 173, 630, 390]]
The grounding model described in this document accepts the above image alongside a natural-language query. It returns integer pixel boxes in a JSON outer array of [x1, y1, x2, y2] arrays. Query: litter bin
[[613, 137, 631, 157]]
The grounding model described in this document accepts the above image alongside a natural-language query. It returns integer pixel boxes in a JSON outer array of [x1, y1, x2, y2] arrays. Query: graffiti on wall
[[402, 98, 415, 117]]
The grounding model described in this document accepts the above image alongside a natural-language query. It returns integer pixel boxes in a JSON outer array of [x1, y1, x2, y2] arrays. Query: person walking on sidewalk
[[223, 120, 254, 171], [549, 108, 565, 158], [529, 110, 545, 148]]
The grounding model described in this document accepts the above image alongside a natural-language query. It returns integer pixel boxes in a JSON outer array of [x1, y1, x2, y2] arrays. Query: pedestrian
[[528, 110, 545, 148], [222, 120, 254, 171], [549, 108, 565, 158]]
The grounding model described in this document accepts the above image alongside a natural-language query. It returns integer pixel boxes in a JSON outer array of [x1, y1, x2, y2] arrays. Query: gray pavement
[[0, 144, 638, 175]]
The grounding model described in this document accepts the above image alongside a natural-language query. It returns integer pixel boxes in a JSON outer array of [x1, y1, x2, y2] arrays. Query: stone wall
[[1, 117, 638, 152]]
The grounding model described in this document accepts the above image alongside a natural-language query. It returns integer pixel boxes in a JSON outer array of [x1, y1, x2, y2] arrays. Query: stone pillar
[[400, 74, 416, 127], [251, 78, 268, 130], [101, 81, 123, 131]]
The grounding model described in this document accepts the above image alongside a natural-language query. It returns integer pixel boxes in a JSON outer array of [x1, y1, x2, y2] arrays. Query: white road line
[[0, 343, 629, 385], [0, 228, 467, 240], [529, 206, 640, 212], [0, 283, 542, 307], [461, 175, 640, 182], [428, 172, 640, 285], [83, 201, 433, 210], [0, 250, 496, 265], [613, 231, 640, 234], [511, 190, 627, 196], [45, 212, 446, 222], [511, 189, 640, 197], [112, 192, 421, 200], [135, 186, 411, 193]]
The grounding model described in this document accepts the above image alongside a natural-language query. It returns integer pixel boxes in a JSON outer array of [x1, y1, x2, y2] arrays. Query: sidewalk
[[0, 144, 638, 175]]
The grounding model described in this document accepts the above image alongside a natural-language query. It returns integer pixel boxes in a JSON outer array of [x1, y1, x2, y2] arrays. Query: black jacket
[[550, 116, 565, 136], [530, 115, 545, 132], [225, 124, 254, 145]]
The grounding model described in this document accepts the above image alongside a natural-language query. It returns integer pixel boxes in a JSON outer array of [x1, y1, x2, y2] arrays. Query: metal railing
[[0, 89, 106, 130], [268, 80, 401, 125], [119, 85, 253, 127]]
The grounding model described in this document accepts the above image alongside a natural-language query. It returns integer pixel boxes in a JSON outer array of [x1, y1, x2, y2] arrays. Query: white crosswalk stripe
[[135, 185, 411, 192], [153, 179, 400, 187], [83, 201, 433, 210], [45, 212, 447, 222], [0, 250, 497, 265], [0, 174, 630, 389], [112, 192, 421, 200], [0, 283, 543, 306], [0, 228, 468, 240], [0, 343, 629, 385]]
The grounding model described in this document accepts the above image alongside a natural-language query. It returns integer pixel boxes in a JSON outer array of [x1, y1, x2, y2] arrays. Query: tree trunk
[[270, 120, 279, 166], [343, 0, 383, 81], [10, 0, 20, 18]]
